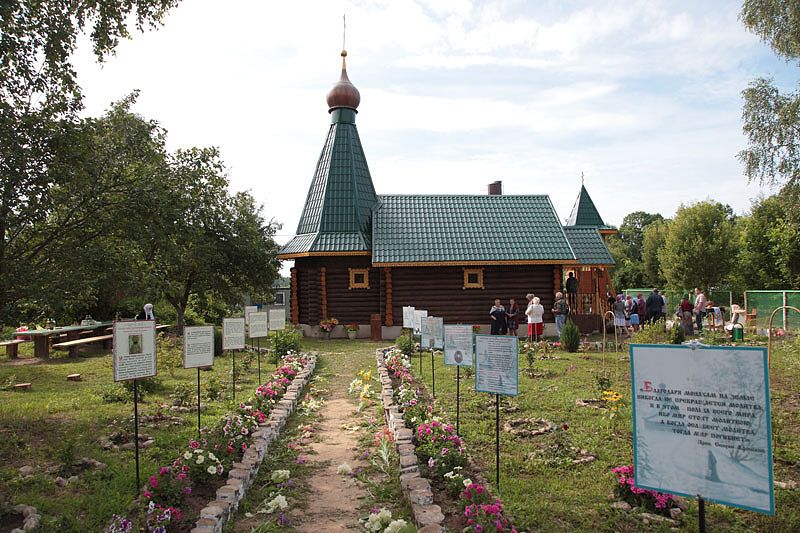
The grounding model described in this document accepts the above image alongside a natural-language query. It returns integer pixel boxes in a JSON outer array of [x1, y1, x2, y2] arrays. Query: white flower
[[271, 469, 291, 483], [196, 455, 205, 464], [463, 478, 473, 487], [207, 466, 218, 475], [208, 453, 217, 461], [265, 494, 288, 514], [183, 452, 192, 460], [337, 463, 352, 475], [385, 519, 408, 533]]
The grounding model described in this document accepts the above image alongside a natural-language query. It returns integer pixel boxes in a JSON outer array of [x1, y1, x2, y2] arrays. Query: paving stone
[[413, 504, 445, 527], [399, 454, 417, 468], [409, 489, 434, 505], [418, 524, 444, 533]]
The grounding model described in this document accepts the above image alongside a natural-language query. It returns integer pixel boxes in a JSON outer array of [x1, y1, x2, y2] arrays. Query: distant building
[[277, 50, 615, 337]]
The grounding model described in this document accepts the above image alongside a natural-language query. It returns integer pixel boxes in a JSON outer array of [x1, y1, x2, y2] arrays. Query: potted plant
[[319, 318, 339, 339], [345, 323, 359, 340]]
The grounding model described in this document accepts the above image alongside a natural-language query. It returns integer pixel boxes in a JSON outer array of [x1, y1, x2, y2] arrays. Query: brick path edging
[[189, 353, 318, 533], [375, 348, 445, 533]]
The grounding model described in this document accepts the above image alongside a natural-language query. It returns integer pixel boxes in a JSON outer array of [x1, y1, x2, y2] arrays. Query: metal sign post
[[456, 365, 461, 436], [196, 369, 201, 439], [133, 379, 140, 496]]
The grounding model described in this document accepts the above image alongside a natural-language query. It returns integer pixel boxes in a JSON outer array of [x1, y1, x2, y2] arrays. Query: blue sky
[[74, 0, 796, 248]]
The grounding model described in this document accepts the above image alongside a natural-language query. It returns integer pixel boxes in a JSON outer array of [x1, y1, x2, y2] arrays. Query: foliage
[[170, 382, 195, 407], [612, 465, 678, 514], [394, 334, 416, 356], [204, 375, 225, 402], [559, 320, 580, 353], [270, 328, 301, 356], [461, 484, 517, 533], [607, 212, 665, 289], [632, 319, 669, 344], [157, 334, 183, 377], [319, 317, 339, 332], [668, 322, 685, 344], [443, 466, 473, 497], [738, 1, 800, 190], [96, 383, 133, 403], [658, 201, 737, 292], [642, 219, 669, 288], [345, 322, 359, 332], [142, 466, 191, 507], [415, 419, 467, 478]]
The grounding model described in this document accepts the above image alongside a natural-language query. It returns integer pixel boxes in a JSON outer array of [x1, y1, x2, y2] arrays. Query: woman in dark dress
[[490, 298, 507, 335], [506, 298, 519, 337]]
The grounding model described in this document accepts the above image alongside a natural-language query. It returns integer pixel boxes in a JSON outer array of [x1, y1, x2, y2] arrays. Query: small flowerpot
[[347, 331, 357, 340]]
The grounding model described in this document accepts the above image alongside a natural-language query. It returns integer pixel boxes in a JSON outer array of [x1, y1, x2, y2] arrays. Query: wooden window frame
[[273, 292, 285, 305], [462, 267, 484, 290], [349, 268, 370, 289]]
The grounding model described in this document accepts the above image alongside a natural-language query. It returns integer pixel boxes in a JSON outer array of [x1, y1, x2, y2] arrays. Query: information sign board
[[421, 316, 444, 349], [413, 310, 427, 335], [402, 306, 415, 329], [268, 309, 286, 331], [113, 320, 157, 382], [183, 325, 214, 369], [475, 335, 518, 396], [444, 325, 473, 366], [631, 344, 773, 514], [222, 317, 245, 350], [244, 305, 258, 325], [249, 312, 269, 338]]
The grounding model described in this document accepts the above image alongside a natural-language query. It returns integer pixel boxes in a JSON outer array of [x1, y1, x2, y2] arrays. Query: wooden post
[[320, 267, 327, 320], [290, 267, 299, 325], [385, 267, 393, 326]]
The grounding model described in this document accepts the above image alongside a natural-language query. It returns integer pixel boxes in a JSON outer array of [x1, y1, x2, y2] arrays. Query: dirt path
[[291, 352, 372, 532]]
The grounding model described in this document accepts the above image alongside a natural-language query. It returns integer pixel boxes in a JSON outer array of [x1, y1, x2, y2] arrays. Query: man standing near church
[[694, 288, 707, 334]]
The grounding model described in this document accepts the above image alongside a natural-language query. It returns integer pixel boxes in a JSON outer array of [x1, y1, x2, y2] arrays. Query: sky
[[74, 0, 797, 256]]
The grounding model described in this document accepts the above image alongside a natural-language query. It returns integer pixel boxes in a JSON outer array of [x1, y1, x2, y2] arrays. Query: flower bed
[[375, 347, 517, 532], [108, 351, 317, 532]]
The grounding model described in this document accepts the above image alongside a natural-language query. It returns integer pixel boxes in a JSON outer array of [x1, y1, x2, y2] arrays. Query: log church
[[277, 50, 616, 337]]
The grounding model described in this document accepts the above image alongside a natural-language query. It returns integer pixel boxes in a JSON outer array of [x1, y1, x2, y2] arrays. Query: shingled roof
[[278, 53, 377, 258], [566, 184, 611, 228], [563, 226, 615, 265], [371, 195, 576, 265]]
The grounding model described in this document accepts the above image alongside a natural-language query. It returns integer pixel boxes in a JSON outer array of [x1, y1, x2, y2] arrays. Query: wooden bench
[[52, 334, 113, 358], [0, 339, 27, 359]]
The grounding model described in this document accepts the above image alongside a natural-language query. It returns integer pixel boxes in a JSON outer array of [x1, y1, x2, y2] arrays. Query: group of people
[[610, 287, 714, 338], [488, 291, 572, 339]]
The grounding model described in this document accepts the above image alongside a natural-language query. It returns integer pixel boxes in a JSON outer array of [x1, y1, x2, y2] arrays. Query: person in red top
[[679, 294, 694, 336]]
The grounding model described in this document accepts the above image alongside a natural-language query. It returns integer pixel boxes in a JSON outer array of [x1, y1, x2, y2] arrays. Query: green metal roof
[[372, 195, 576, 264], [279, 107, 378, 256], [562, 227, 615, 265], [566, 185, 607, 227]]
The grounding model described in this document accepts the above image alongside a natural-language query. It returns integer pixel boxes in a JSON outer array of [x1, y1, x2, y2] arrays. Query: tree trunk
[[176, 303, 185, 336]]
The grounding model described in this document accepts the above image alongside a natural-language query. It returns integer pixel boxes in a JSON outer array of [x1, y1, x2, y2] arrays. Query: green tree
[[736, 192, 800, 289], [1, 95, 167, 323], [658, 202, 737, 292], [738, 1, 800, 189], [642, 220, 669, 288], [1, 1, 180, 323], [143, 148, 280, 334], [606, 211, 664, 289]]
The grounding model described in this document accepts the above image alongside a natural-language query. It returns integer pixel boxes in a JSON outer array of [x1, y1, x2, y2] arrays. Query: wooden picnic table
[[14, 322, 112, 358]]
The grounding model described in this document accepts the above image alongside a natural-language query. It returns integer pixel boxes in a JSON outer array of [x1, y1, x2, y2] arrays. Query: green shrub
[[157, 334, 183, 377], [213, 326, 223, 357], [270, 327, 301, 356], [395, 333, 415, 356], [170, 382, 195, 406], [560, 320, 580, 353], [96, 383, 132, 403], [204, 375, 225, 402], [669, 324, 685, 345], [121, 376, 161, 400], [700, 329, 729, 345], [632, 319, 669, 344]]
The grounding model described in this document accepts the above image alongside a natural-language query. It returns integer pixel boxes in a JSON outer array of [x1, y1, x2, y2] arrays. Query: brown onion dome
[[326, 50, 361, 112]]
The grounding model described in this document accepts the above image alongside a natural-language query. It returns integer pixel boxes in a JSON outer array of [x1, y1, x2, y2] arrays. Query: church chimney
[[488, 181, 502, 195]]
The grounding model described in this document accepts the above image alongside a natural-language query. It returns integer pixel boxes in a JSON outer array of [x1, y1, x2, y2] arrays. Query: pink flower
[[143, 490, 152, 499], [149, 475, 158, 488], [159, 466, 170, 476], [189, 440, 199, 449]]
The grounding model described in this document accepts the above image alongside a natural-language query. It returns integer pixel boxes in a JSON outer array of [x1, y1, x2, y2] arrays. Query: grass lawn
[[409, 338, 800, 532], [0, 338, 278, 531]]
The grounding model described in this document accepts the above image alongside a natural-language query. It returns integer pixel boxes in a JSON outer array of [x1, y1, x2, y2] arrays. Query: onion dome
[[326, 50, 360, 112]]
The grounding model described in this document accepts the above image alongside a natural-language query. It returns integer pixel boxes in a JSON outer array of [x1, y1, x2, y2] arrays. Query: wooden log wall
[[390, 265, 556, 325], [295, 257, 380, 325], [290, 268, 299, 324]]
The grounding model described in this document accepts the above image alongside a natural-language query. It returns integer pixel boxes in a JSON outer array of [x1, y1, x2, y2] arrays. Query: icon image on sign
[[454, 350, 463, 364]]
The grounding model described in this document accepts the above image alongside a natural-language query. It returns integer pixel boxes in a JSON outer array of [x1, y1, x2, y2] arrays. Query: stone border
[[190, 353, 318, 533], [375, 348, 444, 533]]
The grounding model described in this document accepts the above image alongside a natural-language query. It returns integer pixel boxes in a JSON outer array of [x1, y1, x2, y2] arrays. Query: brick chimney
[[488, 181, 502, 195]]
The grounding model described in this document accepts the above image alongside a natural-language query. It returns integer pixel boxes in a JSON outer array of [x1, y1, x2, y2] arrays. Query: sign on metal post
[[630, 343, 773, 515], [183, 325, 214, 438], [412, 310, 427, 336], [223, 318, 246, 350], [249, 312, 269, 339], [422, 316, 444, 350], [444, 325, 474, 367], [402, 306, 415, 329], [244, 305, 258, 325], [268, 309, 286, 331]]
